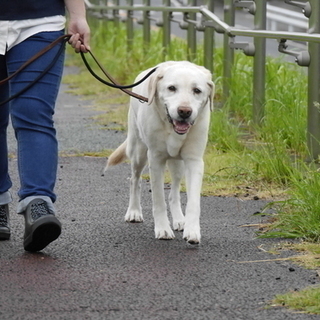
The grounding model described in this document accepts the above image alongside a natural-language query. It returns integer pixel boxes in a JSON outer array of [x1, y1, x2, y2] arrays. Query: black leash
[[0, 34, 156, 106], [81, 52, 155, 89], [80, 51, 156, 102]]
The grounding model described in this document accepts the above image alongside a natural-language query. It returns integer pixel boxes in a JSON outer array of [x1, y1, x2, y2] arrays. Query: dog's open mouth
[[165, 106, 193, 135], [173, 120, 192, 135]]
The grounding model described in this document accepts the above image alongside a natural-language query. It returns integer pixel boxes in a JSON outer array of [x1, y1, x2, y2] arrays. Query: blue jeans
[[0, 30, 65, 204]]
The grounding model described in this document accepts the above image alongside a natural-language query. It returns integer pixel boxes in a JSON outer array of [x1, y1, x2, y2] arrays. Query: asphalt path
[[1, 66, 319, 320]]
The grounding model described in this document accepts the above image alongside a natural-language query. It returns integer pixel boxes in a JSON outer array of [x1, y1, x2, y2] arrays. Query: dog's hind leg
[[167, 159, 185, 231], [125, 144, 147, 223]]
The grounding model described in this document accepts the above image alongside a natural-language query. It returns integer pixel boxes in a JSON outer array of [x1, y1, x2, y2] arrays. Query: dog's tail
[[102, 140, 128, 175]]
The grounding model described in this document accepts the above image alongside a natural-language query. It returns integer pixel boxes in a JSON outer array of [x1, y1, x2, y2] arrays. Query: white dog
[[105, 61, 214, 244]]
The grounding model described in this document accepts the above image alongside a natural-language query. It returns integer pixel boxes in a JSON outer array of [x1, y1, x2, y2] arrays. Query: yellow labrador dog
[[105, 61, 214, 244]]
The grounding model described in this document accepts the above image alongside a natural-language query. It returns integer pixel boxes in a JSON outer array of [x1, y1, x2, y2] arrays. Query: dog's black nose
[[178, 106, 192, 119]]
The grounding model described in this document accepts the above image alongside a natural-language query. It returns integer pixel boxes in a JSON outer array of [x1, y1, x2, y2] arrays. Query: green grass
[[261, 165, 320, 242], [272, 287, 320, 314], [263, 241, 320, 313]]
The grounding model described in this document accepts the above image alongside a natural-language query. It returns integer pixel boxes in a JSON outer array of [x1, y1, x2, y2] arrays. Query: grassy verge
[[272, 287, 320, 314], [64, 17, 320, 312]]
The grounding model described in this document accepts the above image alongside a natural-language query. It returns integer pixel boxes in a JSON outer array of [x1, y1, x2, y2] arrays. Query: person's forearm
[[64, 0, 87, 19], [65, 0, 91, 52]]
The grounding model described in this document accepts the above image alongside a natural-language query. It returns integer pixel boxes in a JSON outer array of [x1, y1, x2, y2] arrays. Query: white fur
[[105, 61, 214, 244]]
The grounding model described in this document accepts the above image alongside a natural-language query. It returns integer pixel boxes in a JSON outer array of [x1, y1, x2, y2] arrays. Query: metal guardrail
[[84, 0, 320, 160], [266, 3, 308, 32]]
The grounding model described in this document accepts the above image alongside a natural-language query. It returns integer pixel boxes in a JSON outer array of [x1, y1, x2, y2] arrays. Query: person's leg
[[0, 54, 13, 240], [7, 30, 65, 251], [7, 30, 65, 205]]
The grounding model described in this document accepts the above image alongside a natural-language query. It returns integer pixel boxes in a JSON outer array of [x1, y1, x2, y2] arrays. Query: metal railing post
[[203, 0, 214, 73], [187, 0, 197, 61], [112, 0, 120, 53], [253, 0, 266, 124], [162, 0, 171, 58], [126, 0, 134, 52], [307, 0, 320, 160], [223, 0, 235, 100], [142, 0, 151, 53]]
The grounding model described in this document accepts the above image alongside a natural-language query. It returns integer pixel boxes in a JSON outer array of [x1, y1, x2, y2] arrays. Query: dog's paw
[[155, 226, 175, 240], [173, 220, 185, 231], [183, 227, 201, 244], [125, 210, 144, 223]]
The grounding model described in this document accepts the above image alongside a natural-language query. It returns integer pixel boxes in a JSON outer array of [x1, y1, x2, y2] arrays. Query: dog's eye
[[193, 88, 202, 94], [168, 86, 176, 92]]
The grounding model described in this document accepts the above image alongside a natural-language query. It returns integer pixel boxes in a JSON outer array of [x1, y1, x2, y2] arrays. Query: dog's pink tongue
[[173, 121, 191, 134]]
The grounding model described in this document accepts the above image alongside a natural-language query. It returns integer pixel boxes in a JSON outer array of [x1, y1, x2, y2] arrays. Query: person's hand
[[68, 18, 91, 53]]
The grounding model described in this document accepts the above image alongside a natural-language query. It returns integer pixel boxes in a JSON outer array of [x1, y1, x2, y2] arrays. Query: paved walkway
[[1, 67, 319, 320]]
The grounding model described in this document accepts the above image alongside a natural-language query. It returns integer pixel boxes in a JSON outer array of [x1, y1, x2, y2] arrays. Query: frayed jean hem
[[17, 195, 55, 215], [0, 191, 12, 205]]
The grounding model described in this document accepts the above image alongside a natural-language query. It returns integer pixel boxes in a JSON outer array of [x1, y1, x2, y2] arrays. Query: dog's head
[[147, 61, 214, 135]]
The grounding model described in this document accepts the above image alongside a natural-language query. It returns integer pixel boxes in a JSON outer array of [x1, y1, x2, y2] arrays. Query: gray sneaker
[[23, 199, 61, 252], [0, 204, 10, 240]]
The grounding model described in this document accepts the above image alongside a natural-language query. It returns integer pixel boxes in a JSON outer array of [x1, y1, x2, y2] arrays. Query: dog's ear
[[148, 61, 178, 104], [208, 81, 215, 112], [148, 71, 163, 105], [196, 65, 215, 112]]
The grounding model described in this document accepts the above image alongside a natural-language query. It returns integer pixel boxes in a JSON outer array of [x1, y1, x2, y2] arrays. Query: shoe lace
[[30, 201, 52, 220], [0, 205, 8, 227]]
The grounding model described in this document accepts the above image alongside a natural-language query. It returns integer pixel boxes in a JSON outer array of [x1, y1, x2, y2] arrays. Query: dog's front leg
[[167, 159, 185, 231], [183, 158, 204, 244], [149, 154, 175, 240]]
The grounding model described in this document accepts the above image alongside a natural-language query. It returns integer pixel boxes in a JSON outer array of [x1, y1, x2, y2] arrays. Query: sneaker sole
[[24, 217, 61, 252], [0, 228, 10, 240]]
